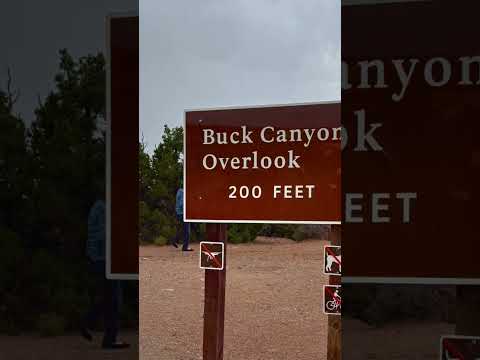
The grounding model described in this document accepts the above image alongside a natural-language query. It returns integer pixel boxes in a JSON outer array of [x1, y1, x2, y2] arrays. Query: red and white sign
[[342, 1, 480, 284], [440, 336, 480, 360], [199, 242, 225, 271], [184, 102, 341, 224], [324, 245, 341, 276], [323, 285, 341, 316]]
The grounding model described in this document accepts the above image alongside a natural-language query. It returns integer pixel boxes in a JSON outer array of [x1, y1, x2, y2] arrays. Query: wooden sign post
[[203, 224, 227, 360], [327, 225, 341, 360], [184, 103, 341, 359]]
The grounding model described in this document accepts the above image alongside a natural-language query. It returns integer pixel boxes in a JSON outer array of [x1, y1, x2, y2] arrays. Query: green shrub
[[258, 224, 296, 239], [292, 228, 308, 242], [228, 224, 262, 244], [191, 223, 206, 243], [0, 229, 29, 334], [160, 224, 176, 240], [37, 313, 66, 337], [154, 235, 168, 246]]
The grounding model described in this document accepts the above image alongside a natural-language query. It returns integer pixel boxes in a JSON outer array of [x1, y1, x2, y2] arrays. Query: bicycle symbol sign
[[323, 285, 341, 315]]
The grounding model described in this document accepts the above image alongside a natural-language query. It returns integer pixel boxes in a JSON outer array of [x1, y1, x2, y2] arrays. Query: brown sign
[[184, 102, 341, 223], [343, 2, 480, 282], [106, 14, 139, 280], [199, 242, 225, 270]]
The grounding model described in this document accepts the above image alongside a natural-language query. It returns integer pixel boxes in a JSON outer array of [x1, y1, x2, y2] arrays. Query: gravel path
[[343, 317, 454, 359], [140, 238, 329, 360], [0, 331, 139, 360]]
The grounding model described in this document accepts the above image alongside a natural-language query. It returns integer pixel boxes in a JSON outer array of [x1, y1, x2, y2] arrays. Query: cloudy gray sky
[[1, 1, 339, 154], [0, 0, 136, 125], [140, 0, 340, 153]]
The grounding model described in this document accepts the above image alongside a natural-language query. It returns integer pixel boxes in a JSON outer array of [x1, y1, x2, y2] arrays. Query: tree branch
[[6, 68, 20, 111]]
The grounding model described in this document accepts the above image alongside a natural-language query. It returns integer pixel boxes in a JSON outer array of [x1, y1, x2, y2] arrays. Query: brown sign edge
[[105, 11, 139, 281]]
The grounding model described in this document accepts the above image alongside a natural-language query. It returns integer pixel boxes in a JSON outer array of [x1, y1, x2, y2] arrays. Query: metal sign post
[[203, 224, 227, 360]]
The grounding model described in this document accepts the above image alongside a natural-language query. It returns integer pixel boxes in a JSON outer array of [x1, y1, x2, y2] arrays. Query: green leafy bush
[[228, 224, 263, 244], [37, 313, 66, 337], [292, 228, 308, 242], [0, 50, 139, 336], [258, 224, 297, 239], [154, 235, 168, 246]]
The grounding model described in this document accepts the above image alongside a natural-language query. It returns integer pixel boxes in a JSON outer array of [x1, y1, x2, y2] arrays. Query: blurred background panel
[[0, 1, 139, 358], [342, 1, 480, 358]]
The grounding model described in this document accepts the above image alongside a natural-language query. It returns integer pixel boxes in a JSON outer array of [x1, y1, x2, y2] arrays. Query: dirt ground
[[343, 318, 454, 359], [1, 238, 455, 360], [0, 331, 139, 360], [140, 238, 330, 360]]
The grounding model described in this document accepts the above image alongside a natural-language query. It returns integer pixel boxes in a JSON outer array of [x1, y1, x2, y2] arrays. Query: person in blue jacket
[[172, 180, 193, 251], [81, 181, 129, 349]]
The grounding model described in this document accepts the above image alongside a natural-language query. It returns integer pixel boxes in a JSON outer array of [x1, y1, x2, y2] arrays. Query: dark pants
[[84, 260, 121, 345], [174, 214, 190, 250]]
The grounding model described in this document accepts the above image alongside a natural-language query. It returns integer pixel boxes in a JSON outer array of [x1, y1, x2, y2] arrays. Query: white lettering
[[346, 193, 364, 223], [202, 154, 216, 170], [203, 129, 215, 144], [372, 193, 390, 223], [424, 57, 451, 87], [392, 59, 419, 102], [260, 126, 275, 143]]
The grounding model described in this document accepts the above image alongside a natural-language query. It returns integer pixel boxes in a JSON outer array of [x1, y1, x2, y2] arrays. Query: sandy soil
[[140, 238, 330, 360], [0, 331, 139, 360], [343, 317, 454, 360]]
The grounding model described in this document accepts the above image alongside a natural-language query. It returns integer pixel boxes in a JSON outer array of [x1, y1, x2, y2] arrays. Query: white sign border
[[342, 0, 431, 6], [343, 277, 480, 285]]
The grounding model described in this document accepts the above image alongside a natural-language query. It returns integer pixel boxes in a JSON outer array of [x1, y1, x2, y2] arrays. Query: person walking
[[82, 195, 130, 349], [172, 183, 193, 251]]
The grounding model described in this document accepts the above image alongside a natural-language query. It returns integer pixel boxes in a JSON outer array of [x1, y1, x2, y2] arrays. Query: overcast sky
[[140, 0, 340, 153], [0, 0, 136, 125], [1, 1, 340, 155]]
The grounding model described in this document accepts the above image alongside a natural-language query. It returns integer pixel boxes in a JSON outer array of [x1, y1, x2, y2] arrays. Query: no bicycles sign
[[323, 285, 341, 316], [184, 102, 341, 224]]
